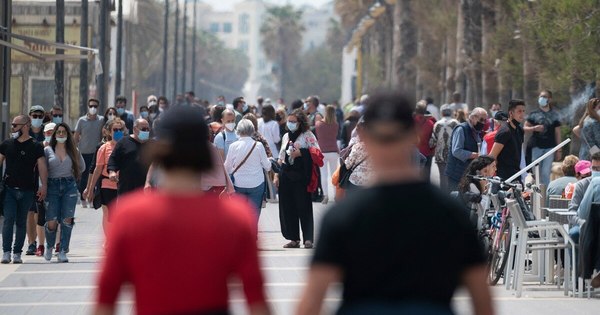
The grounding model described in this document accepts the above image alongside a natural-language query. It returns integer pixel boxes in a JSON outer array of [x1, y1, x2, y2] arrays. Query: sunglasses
[[11, 123, 25, 128], [112, 128, 123, 132], [89, 104, 99, 108], [30, 114, 44, 119], [139, 127, 150, 132], [55, 130, 68, 135], [53, 114, 63, 118]]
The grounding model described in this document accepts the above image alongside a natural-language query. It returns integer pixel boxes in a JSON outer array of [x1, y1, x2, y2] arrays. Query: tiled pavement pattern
[[0, 196, 599, 315]]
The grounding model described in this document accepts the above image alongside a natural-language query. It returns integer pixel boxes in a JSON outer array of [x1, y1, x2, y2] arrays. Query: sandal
[[283, 241, 301, 248]]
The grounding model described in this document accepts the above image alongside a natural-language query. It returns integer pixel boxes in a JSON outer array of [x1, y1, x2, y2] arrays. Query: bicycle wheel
[[489, 218, 511, 285]]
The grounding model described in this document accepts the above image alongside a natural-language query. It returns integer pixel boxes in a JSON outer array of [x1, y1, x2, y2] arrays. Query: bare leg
[[101, 206, 109, 237], [26, 212, 37, 246]]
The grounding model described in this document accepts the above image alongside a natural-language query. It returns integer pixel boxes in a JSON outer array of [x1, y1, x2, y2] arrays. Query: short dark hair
[[541, 89, 553, 98], [52, 105, 63, 111], [115, 95, 127, 104], [289, 109, 310, 133], [186, 91, 195, 97], [308, 96, 319, 107], [425, 97, 434, 104], [592, 152, 600, 162], [363, 91, 415, 132], [262, 105, 276, 123], [149, 106, 212, 173], [88, 98, 100, 106], [291, 99, 303, 110], [212, 105, 226, 123], [233, 97, 245, 108], [508, 99, 525, 112]]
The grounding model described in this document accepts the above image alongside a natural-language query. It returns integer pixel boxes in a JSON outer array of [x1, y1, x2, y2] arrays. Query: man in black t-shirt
[[107, 119, 151, 196], [490, 100, 526, 182], [0, 115, 48, 264], [297, 92, 492, 315]]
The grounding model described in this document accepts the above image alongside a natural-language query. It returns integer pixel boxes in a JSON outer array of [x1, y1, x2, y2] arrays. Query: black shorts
[[35, 200, 46, 226], [100, 188, 118, 206]]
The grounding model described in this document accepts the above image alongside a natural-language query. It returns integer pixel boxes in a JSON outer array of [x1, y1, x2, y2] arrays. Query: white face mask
[[11, 131, 20, 139], [56, 137, 68, 144], [225, 123, 236, 131], [107, 114, 115, 121], [89, 107, 97, 115]]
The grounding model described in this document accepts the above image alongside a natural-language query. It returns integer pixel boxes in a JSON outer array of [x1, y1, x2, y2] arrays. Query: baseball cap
[[44, 123, 56, 133], [575, 160, 592, 175], [29, 105, 45, 114]]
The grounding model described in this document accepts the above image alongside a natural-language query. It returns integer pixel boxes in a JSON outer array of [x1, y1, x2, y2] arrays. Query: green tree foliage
[[260, 5, 305, 101], [287, 46, 342, 103]]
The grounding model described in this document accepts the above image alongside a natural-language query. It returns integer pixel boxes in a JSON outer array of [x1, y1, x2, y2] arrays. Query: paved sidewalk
[[0, 198, 598, 315]]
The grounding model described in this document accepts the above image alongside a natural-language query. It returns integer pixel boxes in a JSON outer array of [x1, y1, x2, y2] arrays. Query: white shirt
[[258, 119, 281, 155], [224, 136, 271, 188], [426, 104, 441, 120]]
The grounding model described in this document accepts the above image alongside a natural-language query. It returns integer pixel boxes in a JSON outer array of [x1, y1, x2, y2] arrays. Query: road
[[0, 194, 599, 314]]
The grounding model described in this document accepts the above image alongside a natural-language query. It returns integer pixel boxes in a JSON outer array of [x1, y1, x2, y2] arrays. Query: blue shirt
[[214, 130, 238, 158], [578, 176, 600, 222]]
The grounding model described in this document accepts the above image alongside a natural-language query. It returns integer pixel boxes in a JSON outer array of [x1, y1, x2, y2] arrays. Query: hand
[[82, 188, 89, 200], [273, 176, 279, 189], [534, 125, 545, 132], [470, 152, 479, 159], [109, 171, 119, 183], [37, 186, 47, 201], [219, 189, 229, 199], [144, 182, 152, 192]]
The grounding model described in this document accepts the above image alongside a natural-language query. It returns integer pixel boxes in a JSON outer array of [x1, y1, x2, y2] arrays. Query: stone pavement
[[0, 196, 599, 315]]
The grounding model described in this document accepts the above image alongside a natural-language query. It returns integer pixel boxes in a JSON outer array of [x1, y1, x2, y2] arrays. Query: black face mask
[[275, 115, 282, 122], [474, 121, 485, 131]]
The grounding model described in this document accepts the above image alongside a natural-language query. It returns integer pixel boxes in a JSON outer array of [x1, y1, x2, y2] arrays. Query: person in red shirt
[[482, 111, 508, 155], [95, 106, 270, 315], [414, 100, 436, 182]]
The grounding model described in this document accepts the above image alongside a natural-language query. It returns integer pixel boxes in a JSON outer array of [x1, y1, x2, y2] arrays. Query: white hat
[[44, 122, 56, 133]]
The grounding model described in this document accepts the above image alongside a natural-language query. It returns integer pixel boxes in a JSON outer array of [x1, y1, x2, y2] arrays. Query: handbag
[[339, 158, 366, 189], [230, 141, 257, 185]]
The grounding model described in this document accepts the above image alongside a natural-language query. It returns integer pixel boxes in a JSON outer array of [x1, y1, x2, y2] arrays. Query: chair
[[504, 200, 576, 297]]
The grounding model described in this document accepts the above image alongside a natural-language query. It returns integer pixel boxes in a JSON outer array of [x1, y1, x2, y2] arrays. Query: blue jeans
[[532, 147, 553, 187], [235, 182, 265, 217], [2, 187, 35, 253], [45, 177, 78, 253]]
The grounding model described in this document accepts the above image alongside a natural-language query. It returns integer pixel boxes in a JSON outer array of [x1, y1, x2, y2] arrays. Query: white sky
[[202, 0, 331, 11]]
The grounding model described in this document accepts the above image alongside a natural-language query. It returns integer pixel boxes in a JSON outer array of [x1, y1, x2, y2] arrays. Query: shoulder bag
[[230, 141, 257, 185]]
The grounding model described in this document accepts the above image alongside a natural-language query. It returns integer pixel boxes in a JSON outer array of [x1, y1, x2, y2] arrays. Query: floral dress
[[278, 131, 320, 165]]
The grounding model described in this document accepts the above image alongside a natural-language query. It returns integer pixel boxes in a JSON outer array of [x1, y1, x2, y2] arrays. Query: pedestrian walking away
[[296, 92, 493, 315], [95, 106, 270, 315], [0, 115, 47, 264], [43, 123, 86, 263]]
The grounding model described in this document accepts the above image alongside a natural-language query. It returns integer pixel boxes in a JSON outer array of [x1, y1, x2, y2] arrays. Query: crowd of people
[[7, 85, 600, 314]]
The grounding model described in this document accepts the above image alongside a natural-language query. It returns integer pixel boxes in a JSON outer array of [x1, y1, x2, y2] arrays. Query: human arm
[[78, 151, 86, 175], [85, 146, 106, 201], [573, 125, 581, 138], [36, 156, 48, 201], [295, 264, 342, 315], [577, 180, 596, 222], [214, 133, 226, 162], [451, 127, 478, 161], [145, 163, 155, 191], [523, 121, 544, 133], [74, 118, 82, 145], [272, 122, 281, 144], [260, 145, 271, 171], [489, 142, 504, 159], [107, 142, 121, 182], [462, 265, 494, 315]]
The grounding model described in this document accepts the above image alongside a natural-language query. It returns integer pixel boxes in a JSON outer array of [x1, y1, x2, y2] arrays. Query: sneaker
[[12, 253, 22, 264], [1, 252, 11, 264], [35, 245, 45, 257], [25, 242, 37, 255], [57, 251, 68, 263], [82, 200, 88, 208], [321, 196, 329, 205], [44, 246, 54, 261]]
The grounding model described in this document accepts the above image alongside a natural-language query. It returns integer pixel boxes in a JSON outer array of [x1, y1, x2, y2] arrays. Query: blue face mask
[[53, 116, 63, 124], [113, 130, 124, 142], [303, 103, 309, 111], [242, 103, 249, 112], [593, 171, 600, 178], [116, 108, 125, 116], [44, 136, 52, 143], [538, 97, 548, 107], [287, 122, 298, 132], [138, 130, 150, 141], [140, 111, 149, 119]]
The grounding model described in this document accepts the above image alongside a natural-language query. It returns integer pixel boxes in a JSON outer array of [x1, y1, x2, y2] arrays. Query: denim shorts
[[45, 177, 78, 222]]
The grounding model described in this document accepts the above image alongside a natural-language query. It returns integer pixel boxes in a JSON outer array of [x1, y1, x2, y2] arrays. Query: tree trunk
[[481, 0, 498, 107], [392, 0, 417, 102], [415, 29, 424, 100], [522, 41, 538, 112], [444, 34, 456, 104], [454, 1, 466, 102], [461, 0, 483, 109]]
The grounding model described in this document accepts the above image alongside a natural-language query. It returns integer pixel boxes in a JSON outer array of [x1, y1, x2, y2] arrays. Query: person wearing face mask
[[489, 100, 526, 182], [214, 109, 239, 160], [84, 119, 123, 241], [43, 123, 85, 263], [524, 90, 562, 186], [107, 119, 152, 197], [445, 107, 488, 192], [28, 105, 46, 142], [50, 106, 64, 125], [114, 95, 135, 134], [0, 115, 48, 264], [486, 103, 501, 132], [75, 98, 106, 209], [274, 109, 320, 249], [233, 96, 247, 125], [139, 106, 150, 121]]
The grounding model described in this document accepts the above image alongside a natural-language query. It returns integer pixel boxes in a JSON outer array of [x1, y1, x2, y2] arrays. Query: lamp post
[[115, 0, 123, 96], [162, 0, 169, 96], [191, 0, 197, 92], [172, 0, 179, 102], [55, 0, 65, 108]]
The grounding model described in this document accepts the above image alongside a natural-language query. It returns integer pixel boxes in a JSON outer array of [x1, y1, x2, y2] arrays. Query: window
[[239, 14, 250, 34], [209, 22, 219, 33], [223, 22, 232, 33], [238, 40, 249, 54]]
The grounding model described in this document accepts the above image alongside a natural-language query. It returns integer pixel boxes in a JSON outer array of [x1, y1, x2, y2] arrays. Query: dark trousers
[[78, 153, 94, 200], [422, 156, 433, 183], [279, 176, 314, 242], [437, 163, 448, 193]]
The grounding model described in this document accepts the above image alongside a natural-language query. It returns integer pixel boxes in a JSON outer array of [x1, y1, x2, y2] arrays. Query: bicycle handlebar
[[467, 175, 520, 190]]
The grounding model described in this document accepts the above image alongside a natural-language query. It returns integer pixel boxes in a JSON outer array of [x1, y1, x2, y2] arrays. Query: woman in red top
[[414, 100, 436, 182], [95, 106, 270, 315], [315, 105, 339, 204]]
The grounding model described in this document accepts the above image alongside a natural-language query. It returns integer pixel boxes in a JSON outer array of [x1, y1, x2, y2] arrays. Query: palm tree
[[260, 5, 305, 101]]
